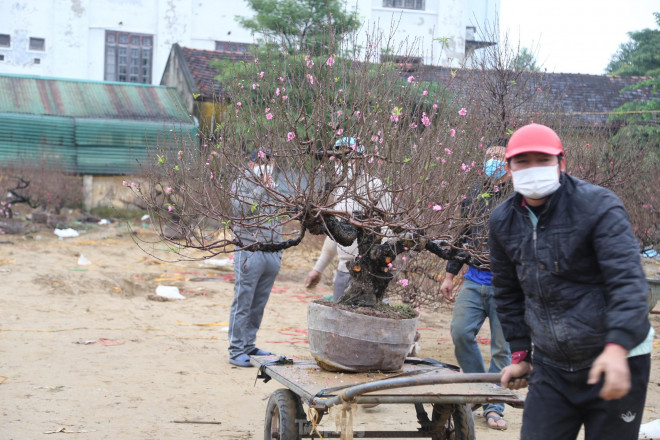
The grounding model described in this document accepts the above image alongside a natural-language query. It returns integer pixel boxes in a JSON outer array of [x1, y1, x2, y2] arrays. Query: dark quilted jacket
[[488, 173, 650, 371]]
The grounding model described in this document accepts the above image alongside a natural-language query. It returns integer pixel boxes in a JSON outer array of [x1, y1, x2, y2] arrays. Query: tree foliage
[[131, 26, 657, 308], [506, 47, 542, 72], [236, 0, 360, 56], [606, 12, 660, 146]]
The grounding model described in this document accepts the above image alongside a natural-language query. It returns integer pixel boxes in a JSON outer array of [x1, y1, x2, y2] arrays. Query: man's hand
[[440, 274, 455, 301], [587, 343, 630, 400], [305, 270, 322, 289], [500, 362, 532, 390]]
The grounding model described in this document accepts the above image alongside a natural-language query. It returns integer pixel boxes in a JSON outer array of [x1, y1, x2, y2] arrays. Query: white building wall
[[0, 0, 498, 82]]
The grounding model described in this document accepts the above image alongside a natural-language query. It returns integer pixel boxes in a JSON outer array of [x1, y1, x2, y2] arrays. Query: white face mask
[[511, 165, 561, 199], [252, 164, 273, 177]]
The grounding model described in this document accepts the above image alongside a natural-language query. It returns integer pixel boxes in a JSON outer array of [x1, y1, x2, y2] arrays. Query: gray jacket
[[231, 173, 282, 246]]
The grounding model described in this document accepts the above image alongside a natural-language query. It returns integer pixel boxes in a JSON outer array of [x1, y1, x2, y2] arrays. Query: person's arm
[[587, 192, 649, 400], [305, 236, 338, 288], [488, 213, 531, 354]]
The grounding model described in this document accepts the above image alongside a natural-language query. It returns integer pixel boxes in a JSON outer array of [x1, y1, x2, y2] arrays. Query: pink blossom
[[276, 88, 280, 96], [407, 76, 415, 83], [259, 71, 264, 78], [307, 59, 314, 68], [444, 148, 452, 155], [287, 132, 296, 142], [282, 95, 288, 100], [355, 111, 361, 116], [461, 163, 468, 171], [397, 279, 409, 287], [236, 102, 242, 107], [166, 187, 172, 193], [337, 110, 342, 116], [422, 90, 428, 96], [537, 87, 542, 92], [306, 74, 314, 84], [122, 180, 127, 186], [326, 56, 335, 66], [421, 112, 430, 126], [337, 128, 344, 135], [266, 113, 273, 120], [458, 107, 467, 116], [433, 204, 442, 211], [265, 108, 270, 113], [278, 76, 284, 82], [168, 206, 173, 212], [252, 83, 258, 90], [433, 104, 438, 109], [390, 114, 399, 122], [450, 129, 456, 137], [368, 157, 374, 163], [258, 150, 266, 159]]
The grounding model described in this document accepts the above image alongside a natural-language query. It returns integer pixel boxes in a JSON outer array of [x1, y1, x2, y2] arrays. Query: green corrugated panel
[[0, 74, 192, 123], [0, 113, 76, 171], [75, 119, 197, 174]]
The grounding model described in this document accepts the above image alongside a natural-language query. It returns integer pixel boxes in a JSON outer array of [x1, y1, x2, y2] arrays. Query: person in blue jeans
[[440, 144, 511, 430]]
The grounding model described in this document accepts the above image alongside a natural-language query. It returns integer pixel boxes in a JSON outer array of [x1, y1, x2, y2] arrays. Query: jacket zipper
[[531, 216, 574, 371]]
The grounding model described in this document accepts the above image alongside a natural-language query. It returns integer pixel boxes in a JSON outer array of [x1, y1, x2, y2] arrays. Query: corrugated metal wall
[[0, 114, 196, 175], [0, 113, 76, 171], [76, 119, 195, 174]]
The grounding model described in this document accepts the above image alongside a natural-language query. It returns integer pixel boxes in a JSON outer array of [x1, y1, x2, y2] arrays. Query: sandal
[[485, 412, 507, 430]]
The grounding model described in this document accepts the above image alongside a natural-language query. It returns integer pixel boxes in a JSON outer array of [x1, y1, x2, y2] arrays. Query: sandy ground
[[1, 218, 659, 440]]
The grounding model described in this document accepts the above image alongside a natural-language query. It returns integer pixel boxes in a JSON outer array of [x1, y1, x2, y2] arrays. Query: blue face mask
[[484, 159, 506, 179]]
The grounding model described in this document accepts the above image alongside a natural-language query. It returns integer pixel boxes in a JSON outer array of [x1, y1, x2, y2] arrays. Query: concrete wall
[[83, 174, 147, 211], [0, 0, 499, 83]]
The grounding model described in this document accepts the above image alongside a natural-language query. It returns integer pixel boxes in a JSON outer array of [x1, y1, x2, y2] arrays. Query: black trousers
[[521, 354, 650, 440]]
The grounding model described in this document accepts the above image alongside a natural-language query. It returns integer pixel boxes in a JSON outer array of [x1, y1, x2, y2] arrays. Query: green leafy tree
[[606, 13, 660, 145], [236, 0, 360, 56], [507, 47, 542, 72]]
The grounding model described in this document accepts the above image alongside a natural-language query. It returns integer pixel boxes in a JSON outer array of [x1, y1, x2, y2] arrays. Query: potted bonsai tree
[[129, 29, 649, 372]]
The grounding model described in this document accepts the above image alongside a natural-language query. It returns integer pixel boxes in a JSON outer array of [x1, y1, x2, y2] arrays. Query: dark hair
[[249, 148, 271, 162], [487, 137, 509, 148]]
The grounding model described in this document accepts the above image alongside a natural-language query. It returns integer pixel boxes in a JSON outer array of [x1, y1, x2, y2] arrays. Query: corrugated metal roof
[[0, 74, 197, 175], [0, 73, 192, 122]]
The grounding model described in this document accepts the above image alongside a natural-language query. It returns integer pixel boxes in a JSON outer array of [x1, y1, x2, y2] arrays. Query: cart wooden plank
[[251, 356, 524, 408]]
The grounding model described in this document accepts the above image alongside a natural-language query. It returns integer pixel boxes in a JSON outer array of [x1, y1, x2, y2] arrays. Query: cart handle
[[321, 372, 503, 407]]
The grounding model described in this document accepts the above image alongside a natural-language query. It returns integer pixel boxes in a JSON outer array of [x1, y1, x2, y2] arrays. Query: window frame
[[215, 40, 251, 54], [29, 37, 45, 51], [382, 0, 425, 10], [104, 30, 153, 84], [0, 34, 10, 48]]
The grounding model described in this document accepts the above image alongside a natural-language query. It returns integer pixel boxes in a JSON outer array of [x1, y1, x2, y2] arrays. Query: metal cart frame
[[252, 356, 524, 439]]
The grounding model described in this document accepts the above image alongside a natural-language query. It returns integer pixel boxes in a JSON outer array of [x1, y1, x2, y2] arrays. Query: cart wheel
[[430, 403, 475, 440], [264, 389, 304, 440]]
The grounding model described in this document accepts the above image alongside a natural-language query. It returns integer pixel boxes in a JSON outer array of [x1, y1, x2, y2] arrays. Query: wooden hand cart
[[252, 356, 524, 439]]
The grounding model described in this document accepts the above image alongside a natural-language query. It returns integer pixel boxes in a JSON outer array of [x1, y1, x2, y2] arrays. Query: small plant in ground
[[0, 161, 83, 218]]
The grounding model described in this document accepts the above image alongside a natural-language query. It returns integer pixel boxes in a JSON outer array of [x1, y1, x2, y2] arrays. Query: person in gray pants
[[228, 149, 282, 367]]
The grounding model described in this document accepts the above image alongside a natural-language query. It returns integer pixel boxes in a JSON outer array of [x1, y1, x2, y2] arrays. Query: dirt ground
[[1, 214, 659, 440]]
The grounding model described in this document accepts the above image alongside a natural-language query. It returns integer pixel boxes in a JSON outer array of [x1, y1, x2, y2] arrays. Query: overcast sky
[[499, 1, 658, 75]]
